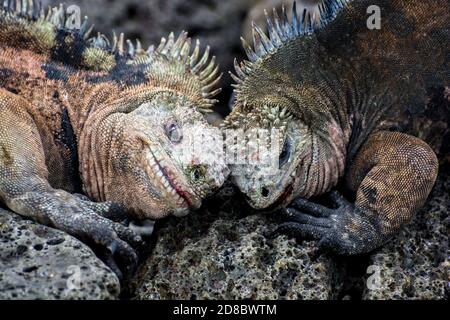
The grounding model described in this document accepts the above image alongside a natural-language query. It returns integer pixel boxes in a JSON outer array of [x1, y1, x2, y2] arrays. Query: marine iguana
[[225, 0, 448, 255], [0, 1, 228, 277]]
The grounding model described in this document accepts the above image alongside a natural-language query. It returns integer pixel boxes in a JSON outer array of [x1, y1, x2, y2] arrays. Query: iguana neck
[[290, 73, 395, 199], [74, 84, 127, 201], [294, 117, 349, 199]]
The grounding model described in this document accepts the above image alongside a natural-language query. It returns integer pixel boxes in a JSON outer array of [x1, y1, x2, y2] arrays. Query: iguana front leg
[[72, 195, 155, 237], [276, 131, 439, 255], [0, 90, 142, 278]]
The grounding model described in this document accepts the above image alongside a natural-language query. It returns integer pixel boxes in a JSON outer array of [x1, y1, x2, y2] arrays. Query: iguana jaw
[[264, 183, 295, 212], [236, 157, 303, 211], [142, 145, 201, 217]]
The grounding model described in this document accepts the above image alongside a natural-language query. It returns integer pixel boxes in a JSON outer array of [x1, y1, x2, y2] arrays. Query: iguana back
[[231, 0, 449, 157], [226, 0, 448, 255]]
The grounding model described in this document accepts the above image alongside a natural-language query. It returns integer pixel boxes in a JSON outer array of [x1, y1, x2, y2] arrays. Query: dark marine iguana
[[225, 0, 449, 255], [0, 1, 229, 277]]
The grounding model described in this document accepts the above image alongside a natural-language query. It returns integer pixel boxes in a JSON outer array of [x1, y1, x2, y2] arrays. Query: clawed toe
[[112, 223, 143, 248], [328, 191, 349, 208], [282, 208, 333, 227], [100, 242, 138, 281], [290, 197, 333, 217], [72, 213, 142, 279], [102, 238, 139, 280], [274, 222, 328, 241], [102, 254, 123, 280], [272, 194, 344, 247], [273, 192, 378, 256]]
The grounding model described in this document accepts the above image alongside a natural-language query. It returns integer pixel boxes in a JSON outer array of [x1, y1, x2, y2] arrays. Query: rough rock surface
[[132, 174, 449, 300], [0, 208, 120, 300], [362, 176, 449, 300], [43, 0, 262, 108], [131, 186, 337, 300]]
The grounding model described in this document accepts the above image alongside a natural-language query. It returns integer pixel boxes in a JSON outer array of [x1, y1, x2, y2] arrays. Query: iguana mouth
[[278, 183, 294, 205], [264, 183, 294, 212], [143, 147, 197, 209]]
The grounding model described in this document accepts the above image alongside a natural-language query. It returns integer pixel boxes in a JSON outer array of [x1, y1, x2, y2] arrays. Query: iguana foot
[[74, 194, 129, 223], [9, 191, 143, 279], [274, 191, 382, 255], [87, 214, 143, 280]]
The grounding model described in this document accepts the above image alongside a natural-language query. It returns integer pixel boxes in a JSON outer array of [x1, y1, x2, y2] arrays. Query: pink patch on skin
[[327, 120, 347, 183]]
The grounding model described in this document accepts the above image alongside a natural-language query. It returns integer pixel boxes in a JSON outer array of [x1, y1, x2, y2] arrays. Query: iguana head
[[225, 2, 350, 210], [79, 33, 229, 219], [224, 93, 316, 211]]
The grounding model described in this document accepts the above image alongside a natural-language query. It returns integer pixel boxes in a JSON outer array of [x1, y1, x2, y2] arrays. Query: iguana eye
[[166, 121, 183, 143], [190, 166, 206, 182], [279, 138, 291, 168]]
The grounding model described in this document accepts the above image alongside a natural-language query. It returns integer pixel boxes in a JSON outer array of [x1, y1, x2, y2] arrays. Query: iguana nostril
[[261, 187, 270, 198], [192, 169, 201, 181]]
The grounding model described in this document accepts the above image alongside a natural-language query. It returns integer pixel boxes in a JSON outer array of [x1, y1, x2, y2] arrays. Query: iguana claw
[[101, 238, 139, 281], [61, 204, 142, 279]]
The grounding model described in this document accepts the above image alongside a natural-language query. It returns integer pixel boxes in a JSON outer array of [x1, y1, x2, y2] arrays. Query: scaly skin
[[225, 0, 447, 255], [0, 2, 229, 277]]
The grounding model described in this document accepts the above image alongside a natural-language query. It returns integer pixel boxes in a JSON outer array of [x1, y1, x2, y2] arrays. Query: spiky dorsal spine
[[145, 31, 222, 112], [0, 0, 161, 65], [0, 1, 222, 112]]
